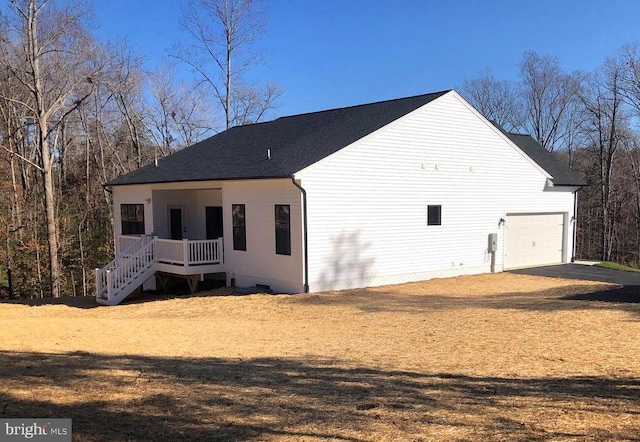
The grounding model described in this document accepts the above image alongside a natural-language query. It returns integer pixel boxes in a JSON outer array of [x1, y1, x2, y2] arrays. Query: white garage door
[[504, 213, 565, 269]]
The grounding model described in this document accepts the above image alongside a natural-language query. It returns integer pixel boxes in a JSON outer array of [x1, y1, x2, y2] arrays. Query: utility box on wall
[[488, 233, 498, 252]]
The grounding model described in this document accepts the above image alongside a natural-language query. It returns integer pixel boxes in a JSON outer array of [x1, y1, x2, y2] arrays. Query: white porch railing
[[117, 236, 224, 266], [96, 236, 224, 305], [118, 235, 141, 254], [154, 238, 184, 265], [189, 239, 223, 265], [153, 238, 223, 266], [96, 234, 155, 301]]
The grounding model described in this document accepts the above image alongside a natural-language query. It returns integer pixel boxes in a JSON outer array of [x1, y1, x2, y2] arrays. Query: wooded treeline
[[462, 48, 640, 267], [0, 0, 277, 298]]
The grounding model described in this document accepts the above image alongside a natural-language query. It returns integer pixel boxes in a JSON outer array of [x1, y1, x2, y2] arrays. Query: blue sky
[[93, 0, 640, 118]]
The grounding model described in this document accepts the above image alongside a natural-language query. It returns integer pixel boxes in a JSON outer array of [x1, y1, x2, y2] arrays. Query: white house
[[96, 90, 585, 305]]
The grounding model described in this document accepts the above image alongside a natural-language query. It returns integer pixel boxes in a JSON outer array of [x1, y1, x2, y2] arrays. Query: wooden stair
[[95, 235, 156, 306]]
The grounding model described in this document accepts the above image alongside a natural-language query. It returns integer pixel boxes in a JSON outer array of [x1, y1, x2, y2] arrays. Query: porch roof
[[106, 91, 449, 186]]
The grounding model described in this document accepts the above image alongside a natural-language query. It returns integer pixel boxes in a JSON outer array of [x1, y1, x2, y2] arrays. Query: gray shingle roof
[[505, 133, 586, 186], [491, 123, 586, 186], [107, 91, 585, 188], [107, 90, 450, 186]]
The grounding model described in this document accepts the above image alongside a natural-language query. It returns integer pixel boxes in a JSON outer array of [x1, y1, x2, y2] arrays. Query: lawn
[[595, 261, 640, 273], [0, 273, 639, 441]]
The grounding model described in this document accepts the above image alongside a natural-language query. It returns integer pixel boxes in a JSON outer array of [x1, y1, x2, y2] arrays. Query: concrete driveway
[[510, 263, 640, 303]]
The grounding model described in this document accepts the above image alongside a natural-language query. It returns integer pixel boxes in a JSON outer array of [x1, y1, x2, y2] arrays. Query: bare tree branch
[[174, 0, 278, 130]]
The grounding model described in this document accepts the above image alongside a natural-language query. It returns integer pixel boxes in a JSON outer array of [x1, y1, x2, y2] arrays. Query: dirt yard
[[0, 273, 639, 441]]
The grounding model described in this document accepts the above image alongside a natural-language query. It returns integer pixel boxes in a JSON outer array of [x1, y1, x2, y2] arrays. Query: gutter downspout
[[291, 176, 309, 293]]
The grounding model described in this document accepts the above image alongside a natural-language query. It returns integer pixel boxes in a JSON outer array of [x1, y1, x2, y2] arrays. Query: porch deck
[[96, 235, 224, 305], [118, 235, 225, 274]]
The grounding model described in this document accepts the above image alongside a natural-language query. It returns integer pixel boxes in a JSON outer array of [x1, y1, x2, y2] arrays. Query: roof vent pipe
[[267, 149, 271, 160]]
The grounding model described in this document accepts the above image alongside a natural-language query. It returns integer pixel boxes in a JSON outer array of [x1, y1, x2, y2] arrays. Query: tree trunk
[[29, 0, 61, 297], [41, 136, 61, 297], [226, 31, 232, 129]]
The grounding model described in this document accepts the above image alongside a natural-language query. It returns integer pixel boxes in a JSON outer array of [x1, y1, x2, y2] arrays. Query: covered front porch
[[115, 186, 225, 250], [96, 185, 228, 305]]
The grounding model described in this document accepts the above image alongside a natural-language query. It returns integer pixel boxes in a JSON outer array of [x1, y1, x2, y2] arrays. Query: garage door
[[504, 213, 564, 269]]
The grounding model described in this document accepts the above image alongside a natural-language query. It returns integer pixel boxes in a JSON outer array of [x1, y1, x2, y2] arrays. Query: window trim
[[427, 205, 442, 226], [275, 204, 291, 256], [120, 203, 145, 235], [232, 204, 247, 251]]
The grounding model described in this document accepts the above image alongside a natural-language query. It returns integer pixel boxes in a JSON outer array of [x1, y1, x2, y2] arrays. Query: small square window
[[428, 205, 441, 226], [121, 204, 145, 235]]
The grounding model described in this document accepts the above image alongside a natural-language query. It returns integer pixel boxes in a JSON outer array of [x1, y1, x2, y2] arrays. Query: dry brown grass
[[0, 272, 639, 441]]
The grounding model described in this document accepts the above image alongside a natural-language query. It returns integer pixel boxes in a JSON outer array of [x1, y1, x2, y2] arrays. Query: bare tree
[[580, 56, 629, 261], [559, 94, 589, 168], [609, 44, 640, 263], [461, 69, 522, 131], [0, 61, 28, 234], [0, 0, 98, 297], [174, 0, 281, 129], [143, 61, 215, 154], [619, 43, 640, 110], [97, 42, 147, 169], [619, 136, 640, 263], [519, 51, 581, 152]]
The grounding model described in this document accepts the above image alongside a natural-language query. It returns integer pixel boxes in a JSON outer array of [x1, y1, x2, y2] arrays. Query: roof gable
[[490, 122, 586, 187], [107, 90, 450, 186]]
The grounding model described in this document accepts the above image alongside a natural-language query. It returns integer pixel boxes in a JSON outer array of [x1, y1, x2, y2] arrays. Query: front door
[[206, 206, 223, 239], [169, 207, 184, 240]]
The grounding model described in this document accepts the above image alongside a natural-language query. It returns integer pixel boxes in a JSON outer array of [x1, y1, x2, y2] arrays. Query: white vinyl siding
[[112, 185, 153, 250], [297, 91, 576, 292], [222, 179, 304, 293]]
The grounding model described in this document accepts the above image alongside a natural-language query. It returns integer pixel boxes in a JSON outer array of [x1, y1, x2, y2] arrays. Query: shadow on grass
[[0, 286, 236, 309], [121, 286, 236, 305], [289, 284, 640, 317], [0, 296, 101, 309], [562, 286, 640, 303], [0, 351, 638, 441]]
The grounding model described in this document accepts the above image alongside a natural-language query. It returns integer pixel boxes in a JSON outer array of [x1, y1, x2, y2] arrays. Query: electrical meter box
[[488, 233, 498, 252]]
